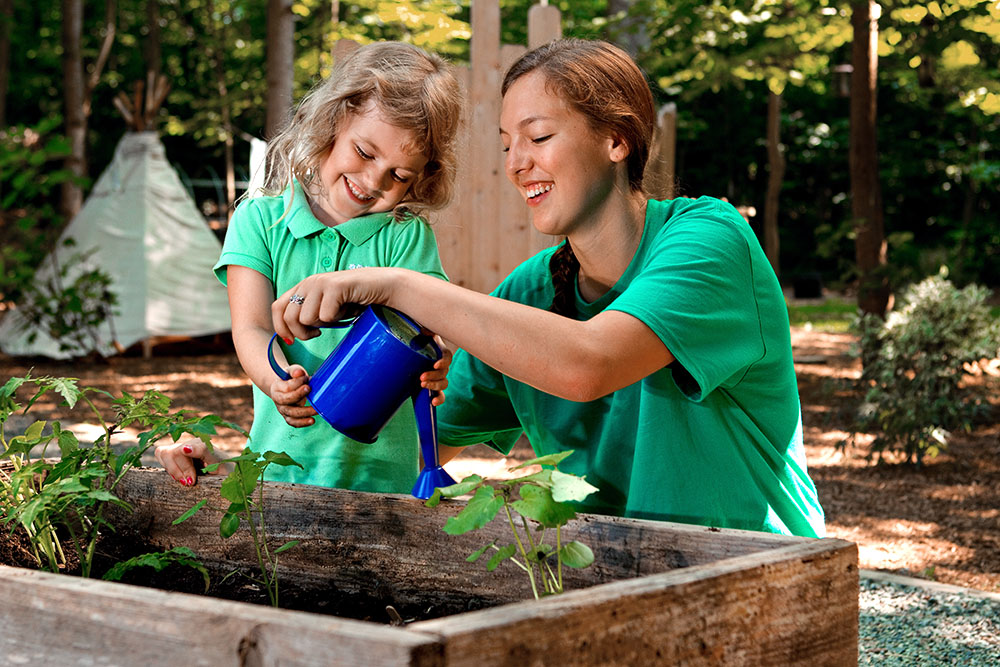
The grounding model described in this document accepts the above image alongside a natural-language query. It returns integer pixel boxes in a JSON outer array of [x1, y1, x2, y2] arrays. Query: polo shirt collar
[[282, 181, 394, 246]]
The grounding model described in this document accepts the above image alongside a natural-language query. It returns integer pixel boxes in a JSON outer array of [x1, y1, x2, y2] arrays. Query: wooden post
[[434, 1, 564, 292], [528, 3, 561, 49], [643, 102, 677, 200]]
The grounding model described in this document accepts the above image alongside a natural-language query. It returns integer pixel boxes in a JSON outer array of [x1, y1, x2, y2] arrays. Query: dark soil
[[2, 328, 999, 596]]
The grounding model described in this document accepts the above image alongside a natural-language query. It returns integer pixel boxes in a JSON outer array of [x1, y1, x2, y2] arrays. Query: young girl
[[156, 41, 461, 493], [269, 39, 826, 537]]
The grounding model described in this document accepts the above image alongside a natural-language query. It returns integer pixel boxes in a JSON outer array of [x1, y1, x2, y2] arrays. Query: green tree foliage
[[2, 0, 998, 291]]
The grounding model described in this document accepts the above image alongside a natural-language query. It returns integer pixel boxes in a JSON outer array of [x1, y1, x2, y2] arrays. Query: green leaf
[[261, 450, 303, 469], [434, 475, 484, 498], [486, 544, 517, 571], [512, 450, 574, 470], [46, 377, 82, 409], [56, 427, 79, 457], [559, 541, 595, 569], [549, 470, 599, 503], [172, 499, 208, 525], [511, 485, 577, 528], [220, 512, 241, 538], [443, 485, 504, 535], [102, 547, 210, 592], [273, 540, 300, 554], [466, 540, 496, 563]]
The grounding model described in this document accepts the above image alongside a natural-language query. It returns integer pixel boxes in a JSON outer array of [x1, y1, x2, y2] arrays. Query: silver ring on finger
[[289, 294, 305, 305]]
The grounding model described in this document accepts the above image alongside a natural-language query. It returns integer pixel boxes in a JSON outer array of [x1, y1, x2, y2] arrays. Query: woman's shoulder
[[491, 244, 561, 303]]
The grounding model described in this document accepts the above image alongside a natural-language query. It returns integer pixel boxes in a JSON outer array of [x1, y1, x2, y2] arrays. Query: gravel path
[[860, 572, 1000, 665]]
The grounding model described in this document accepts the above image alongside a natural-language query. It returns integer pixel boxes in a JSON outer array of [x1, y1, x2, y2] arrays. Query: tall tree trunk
[[265, 0, 294, 140], [61, 0, 86, 220], [0, 0, 12, 127], [850, 0, 889, 319], [764, 89, 784, 277], [144, 0, 161, 80], [206, 0, 235, 219]]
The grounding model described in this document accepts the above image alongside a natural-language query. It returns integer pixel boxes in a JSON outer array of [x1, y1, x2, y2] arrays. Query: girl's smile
[[312, 102, 428, 226]]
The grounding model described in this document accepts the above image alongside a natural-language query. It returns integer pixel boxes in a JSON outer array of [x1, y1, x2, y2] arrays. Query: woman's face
[[499, 70, 625, 237], [312, 102, 428, 226]]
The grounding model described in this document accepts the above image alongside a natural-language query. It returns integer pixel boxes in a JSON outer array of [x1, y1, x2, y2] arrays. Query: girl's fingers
[[154, 440, 208, 486]]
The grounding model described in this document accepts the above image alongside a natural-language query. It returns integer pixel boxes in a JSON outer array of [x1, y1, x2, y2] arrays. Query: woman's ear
[[608, 134, 630, 164]]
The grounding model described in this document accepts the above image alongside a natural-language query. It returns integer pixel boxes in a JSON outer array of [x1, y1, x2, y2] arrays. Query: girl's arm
[[230, 265, 319, 427], [273, 267, 674, 403]]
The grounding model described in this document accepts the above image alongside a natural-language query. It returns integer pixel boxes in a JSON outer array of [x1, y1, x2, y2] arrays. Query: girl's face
[[499, 70, 626, 237], [312, 102, 428, 225]]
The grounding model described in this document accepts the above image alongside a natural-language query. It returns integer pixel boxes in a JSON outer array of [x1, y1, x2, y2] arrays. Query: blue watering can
[[267, 304, 456, 499]]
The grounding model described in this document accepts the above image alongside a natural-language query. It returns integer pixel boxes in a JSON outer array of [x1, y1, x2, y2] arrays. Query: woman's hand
[[154, 438, 227, 487], [272, 268, 399, 342], [269, 364, 317, 427]]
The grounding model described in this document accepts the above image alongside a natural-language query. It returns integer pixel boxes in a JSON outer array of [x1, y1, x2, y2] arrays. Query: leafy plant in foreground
[[0, 373, 243, 579], [426, 451, 597, 599], [173, 447, 302, 608], [13, 245, 120, 358], [852, 271, 1000, 465]]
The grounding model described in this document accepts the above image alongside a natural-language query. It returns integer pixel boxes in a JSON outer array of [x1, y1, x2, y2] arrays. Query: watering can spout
[[411, 388, 457, 499]]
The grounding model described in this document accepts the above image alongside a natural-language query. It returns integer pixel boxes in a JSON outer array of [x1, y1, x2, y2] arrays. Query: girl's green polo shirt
[[437, 197, 825, 537], [214, 183, 447, 493]]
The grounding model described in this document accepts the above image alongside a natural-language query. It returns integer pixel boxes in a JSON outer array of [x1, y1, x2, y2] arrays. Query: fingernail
[[182, 446, 192, 454], [283, 337, 294, 345]]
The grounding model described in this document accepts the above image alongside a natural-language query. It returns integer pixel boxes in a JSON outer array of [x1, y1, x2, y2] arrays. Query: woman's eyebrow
[[499, 115, 553, 136]]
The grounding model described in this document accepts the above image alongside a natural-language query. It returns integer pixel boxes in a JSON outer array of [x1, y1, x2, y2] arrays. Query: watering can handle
[[266, 318, 357, 382]]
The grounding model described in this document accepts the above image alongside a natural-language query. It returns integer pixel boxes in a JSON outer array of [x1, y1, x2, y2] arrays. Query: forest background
[[1, 0, 999, 309]]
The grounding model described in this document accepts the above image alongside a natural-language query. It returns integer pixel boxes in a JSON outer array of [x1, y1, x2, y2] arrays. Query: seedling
[[0, 372, 242, 579], [173, 447, 302, 607], [426, 450, 597, 599]]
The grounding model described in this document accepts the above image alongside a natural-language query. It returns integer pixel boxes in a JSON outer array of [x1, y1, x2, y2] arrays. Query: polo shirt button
[[321, 257, 333, 268]]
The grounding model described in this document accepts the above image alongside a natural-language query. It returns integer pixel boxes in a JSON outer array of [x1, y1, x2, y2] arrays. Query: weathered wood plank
[[0, 565, 443, 667], [114, 469, 823, 611], [412, 539, 859, 666], [4, 467, 857, 665]]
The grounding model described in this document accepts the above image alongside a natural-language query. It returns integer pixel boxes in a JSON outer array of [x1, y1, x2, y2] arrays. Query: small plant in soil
[[173, 447, 303, 608], [426, 450, 597, 599], [0, 372, 242, 580]]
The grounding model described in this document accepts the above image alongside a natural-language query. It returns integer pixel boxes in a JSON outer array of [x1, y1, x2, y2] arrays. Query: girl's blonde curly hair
[[263, 41, 462, 220]]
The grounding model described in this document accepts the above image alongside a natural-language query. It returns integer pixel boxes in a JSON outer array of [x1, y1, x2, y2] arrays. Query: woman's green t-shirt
[[437, 197, 826, 537]]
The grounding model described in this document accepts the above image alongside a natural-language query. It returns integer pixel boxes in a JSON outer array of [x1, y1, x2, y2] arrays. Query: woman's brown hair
[[502, 39, 656, 316]]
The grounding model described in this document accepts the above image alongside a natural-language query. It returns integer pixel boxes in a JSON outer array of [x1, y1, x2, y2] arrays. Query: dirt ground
[[2, 328, 998, 593]]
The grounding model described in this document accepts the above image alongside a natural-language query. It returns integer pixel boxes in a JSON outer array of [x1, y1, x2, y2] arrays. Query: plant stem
[[504, 504, 539, 599], [556, 525, 563, 592]]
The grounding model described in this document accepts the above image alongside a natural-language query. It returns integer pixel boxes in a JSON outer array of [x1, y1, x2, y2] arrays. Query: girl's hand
[[420, 335, 452, 406], [269, 364, 317, 427], [154, 438, 226, 487]]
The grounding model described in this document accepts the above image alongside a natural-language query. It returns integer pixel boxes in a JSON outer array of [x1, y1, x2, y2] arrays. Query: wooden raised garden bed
[[0, 467, 858, 665]]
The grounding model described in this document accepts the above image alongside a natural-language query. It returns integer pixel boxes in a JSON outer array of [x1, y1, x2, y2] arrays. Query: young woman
[[269, 39, 825, 537]]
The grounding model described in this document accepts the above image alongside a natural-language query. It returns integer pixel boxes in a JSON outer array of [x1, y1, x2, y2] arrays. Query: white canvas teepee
[[0, 131, 231, 359]]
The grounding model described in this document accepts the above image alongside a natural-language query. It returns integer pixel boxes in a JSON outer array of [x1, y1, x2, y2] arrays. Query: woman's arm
[[273, 267, 673, 402]]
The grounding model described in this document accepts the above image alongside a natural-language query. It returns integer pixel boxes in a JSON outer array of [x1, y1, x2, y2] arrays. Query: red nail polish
[[283, 337, 294, 345], [186, 477, 194, 486], [182, 446, 192, 454]]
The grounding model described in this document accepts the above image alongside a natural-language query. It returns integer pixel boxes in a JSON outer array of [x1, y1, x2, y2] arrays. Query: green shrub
[[0, 119, 79, 305], [853, 270, 1000, 465]]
